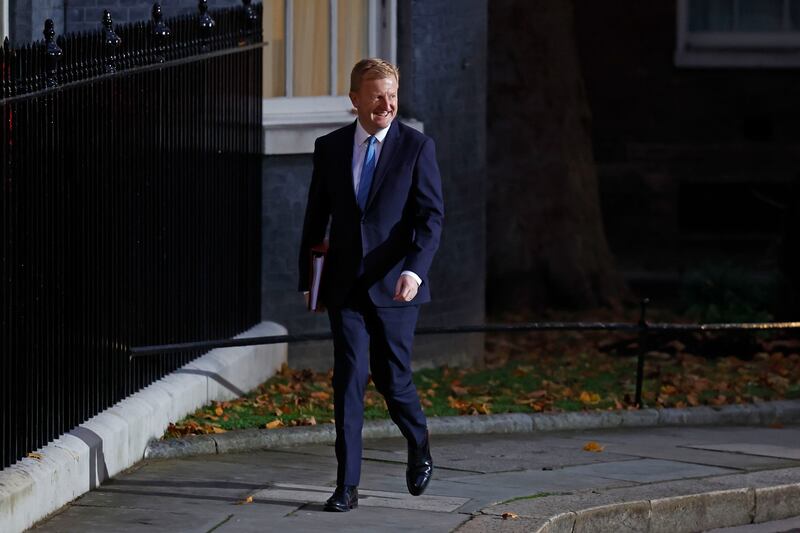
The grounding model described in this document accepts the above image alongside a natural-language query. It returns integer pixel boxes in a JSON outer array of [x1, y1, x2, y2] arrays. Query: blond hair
[[349, 58, 400, 92]]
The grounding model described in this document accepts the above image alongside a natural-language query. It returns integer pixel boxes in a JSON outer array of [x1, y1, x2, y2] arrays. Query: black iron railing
[[1, 1, 263, 470], [129, 300, 800, 411]]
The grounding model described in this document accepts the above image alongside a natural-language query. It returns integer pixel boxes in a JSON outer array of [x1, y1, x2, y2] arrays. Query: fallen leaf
[[237, 495, 254, 505], [583, 441, 604, 452], [27, 452, 42, 460], [660, 384, 678, 396], [450, 384, 469, 396], [214, 406, 224, 416], [579, 391, 601, 405], [502, 512, 519, 520], [310, 391, 330, 401], [265, 419, 283, 429]]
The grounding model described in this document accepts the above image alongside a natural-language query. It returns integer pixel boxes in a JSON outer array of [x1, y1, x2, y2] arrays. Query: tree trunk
[[487, 0, 627, 312]]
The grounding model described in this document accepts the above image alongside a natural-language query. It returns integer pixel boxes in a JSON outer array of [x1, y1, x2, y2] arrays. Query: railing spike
[[43, 19, 63, 88], [152, 3, 171, 63], [101, 9, 122, 74], [199, 0, 216, 53]]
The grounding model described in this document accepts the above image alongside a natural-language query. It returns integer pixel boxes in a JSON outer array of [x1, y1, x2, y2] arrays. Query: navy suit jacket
[[299, 119, 444, 308]]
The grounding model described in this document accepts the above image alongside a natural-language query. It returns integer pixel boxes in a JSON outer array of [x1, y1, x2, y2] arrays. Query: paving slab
[[361, 433, 638, 473], [29, 424, 800, 533], [568, 438, 800, 471], [253, 482, 469, 512], [445, 467, 636, 492], [706, 515, 800, 532], [31, 505, 248, 532], [561, 458, 736, 483], [484, 478, 752, 519], [685, 443, 800, 460], [457, 513, 550, 533], [269, 504, 470, 533]]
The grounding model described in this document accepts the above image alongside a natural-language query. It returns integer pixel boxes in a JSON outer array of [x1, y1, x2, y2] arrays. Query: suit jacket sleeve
[[403, 137, 444, 280], [298, 138, 331, 292]]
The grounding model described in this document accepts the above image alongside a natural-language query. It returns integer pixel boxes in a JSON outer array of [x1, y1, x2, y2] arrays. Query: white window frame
[[263, 0, 404, 155], [675, 0, 800, 68], [1, 0, 9, 43]]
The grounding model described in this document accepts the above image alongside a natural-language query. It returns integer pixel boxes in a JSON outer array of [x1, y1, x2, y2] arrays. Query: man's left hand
[[393, 275, 419, 302]]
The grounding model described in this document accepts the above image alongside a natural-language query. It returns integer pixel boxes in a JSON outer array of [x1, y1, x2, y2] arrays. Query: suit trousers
[[328, 291, 428, 486]]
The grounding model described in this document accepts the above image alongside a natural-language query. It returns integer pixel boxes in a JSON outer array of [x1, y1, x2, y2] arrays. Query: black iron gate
[[0, 2, 263, 470]]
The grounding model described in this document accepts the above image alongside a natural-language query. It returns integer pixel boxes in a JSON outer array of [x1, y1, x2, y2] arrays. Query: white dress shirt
[[352, 120, 422, 287]]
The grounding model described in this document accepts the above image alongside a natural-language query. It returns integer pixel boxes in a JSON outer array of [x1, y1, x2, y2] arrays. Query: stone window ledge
[[262, 96, 423, 155]]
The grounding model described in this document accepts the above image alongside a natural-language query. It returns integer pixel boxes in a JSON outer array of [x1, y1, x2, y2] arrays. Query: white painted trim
[[686, 32, 800, 48], [675, 0, 800, 68], [0, 0, 8, 43], [261, 96, 423, 154], [385, 0, 398, 64], [368, 0, 378, 57], [675, 49, 800, 68], [329, 0, 337, 95], [285, 0, 293, 97], [263, 95, 354, 125]]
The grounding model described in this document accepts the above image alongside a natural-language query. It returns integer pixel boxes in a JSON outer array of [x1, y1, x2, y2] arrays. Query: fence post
[[635, 298, 650, 407], [241, 0, 259, 45], [101, 10, 121, 74], [43, 20, 62, 88], [151, 4, 170, 64], [199, 0, 216, 53]]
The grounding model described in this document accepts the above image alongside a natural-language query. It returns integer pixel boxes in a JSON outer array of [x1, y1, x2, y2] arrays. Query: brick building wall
[[9, 0, 63, 44], [64, 0, 242, 35], [9, 0, 242, 43]]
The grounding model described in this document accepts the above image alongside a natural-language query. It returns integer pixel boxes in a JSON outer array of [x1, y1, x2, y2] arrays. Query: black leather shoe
[[406, 432, 433, 496], [324, 485, 358, 512]]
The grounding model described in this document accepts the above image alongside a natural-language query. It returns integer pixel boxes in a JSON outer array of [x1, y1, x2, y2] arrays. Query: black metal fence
[[1, 2, 263, 470]]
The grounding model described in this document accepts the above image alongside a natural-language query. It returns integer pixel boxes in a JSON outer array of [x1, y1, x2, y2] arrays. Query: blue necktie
[[357, 136, 377, 211]]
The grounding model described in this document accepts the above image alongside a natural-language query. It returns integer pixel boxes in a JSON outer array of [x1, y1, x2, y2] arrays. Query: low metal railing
[[129, 299, 800, 410]]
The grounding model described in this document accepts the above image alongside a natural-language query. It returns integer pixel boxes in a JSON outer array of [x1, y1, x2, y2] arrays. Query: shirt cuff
[[400, 270, 422, 286]]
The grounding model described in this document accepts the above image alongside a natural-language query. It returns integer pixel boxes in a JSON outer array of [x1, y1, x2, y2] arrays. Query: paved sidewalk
[[31, 423, 800, 532]]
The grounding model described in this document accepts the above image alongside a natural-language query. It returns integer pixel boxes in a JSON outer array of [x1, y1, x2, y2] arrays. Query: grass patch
[[165, 326, 800, 439]]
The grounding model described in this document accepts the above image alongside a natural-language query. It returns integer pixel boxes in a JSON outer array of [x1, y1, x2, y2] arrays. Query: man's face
[[349, 76, 398, 135]]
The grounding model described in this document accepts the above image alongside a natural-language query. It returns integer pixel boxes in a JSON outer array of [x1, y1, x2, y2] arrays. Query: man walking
[[299, 58, 444, 512]]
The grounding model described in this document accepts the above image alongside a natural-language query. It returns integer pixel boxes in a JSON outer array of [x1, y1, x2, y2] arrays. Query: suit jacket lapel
[[339, 121, 357, 205], [366, 120, 401, 210]]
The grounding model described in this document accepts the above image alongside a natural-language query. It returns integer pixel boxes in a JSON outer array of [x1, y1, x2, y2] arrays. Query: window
[[262, 0, 399, 154], [675, 0, 800, 67]]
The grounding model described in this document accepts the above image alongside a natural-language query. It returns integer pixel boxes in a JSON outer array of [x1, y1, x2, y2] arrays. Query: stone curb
[[523, 484, 800, 533], [0, 321, 288, 533], [144, 399, 800, 460]]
